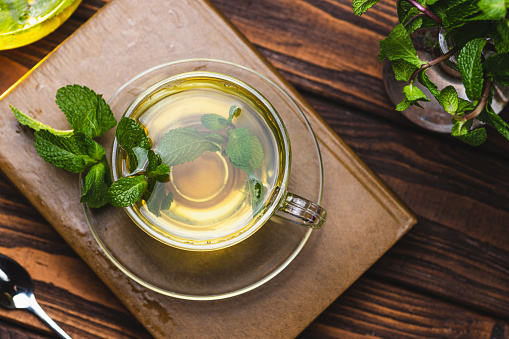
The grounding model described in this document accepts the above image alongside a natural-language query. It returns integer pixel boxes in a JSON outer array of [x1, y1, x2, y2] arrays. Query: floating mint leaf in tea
[[201, 113, 232, 130], [225, 128, 252, 168], [158, 127, 223, 166]]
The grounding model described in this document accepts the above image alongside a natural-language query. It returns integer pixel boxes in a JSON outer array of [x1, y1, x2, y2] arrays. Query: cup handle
[[276, 193, 326, 229]]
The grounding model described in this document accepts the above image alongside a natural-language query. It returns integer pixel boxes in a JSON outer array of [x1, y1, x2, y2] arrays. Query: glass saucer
[[82, 59, 323, 300]]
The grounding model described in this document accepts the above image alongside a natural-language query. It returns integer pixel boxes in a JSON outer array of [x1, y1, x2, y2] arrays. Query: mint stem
[[404, 0, 442, 25], [404, 13, 426, 28], [409, 46, 459, 83], [459, 80, 491, 121]]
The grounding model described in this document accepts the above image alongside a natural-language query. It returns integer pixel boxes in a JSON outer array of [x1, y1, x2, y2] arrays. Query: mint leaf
[[29, 0, 75, 18], [34, 130, 97, 173], [11, 106, 73, 136], [75, 132, 106, 161], [457, 38, 487, 100], [146, 150, 160, 174], [401, 8, 423, 33], [490, 19, 509, 53], [443, 0, 480, 29], [237, 132, 264, 174], [391, 59, 417, 82], [395, 98, 411, 111], [228, 105, 241, 122], [1, 0, 28, 30], [246, 132, 264, 171], [417, 69, 440, 100], [451, 120, 487, 145], [201, 114, 231, 130], [116, 117, 151, 172], [116, 117, 151, 150], [397, 0, 414, 22], [161, 191, 174, 211], [81, 162, 109, 208], [477, 0, 507, 20], [478, 108, 509, 140], [484, 53, 509, 86], [457, 127, 487, 145], [352, 0, 381, 15], [379, 24, 425, 68], [148, 163, 170, 183], [107, 176, 147, 207], [438, 86, 459, 114], [142, 177, 157, 203], [457, 98, 476, 113], [225, 128, 252, 168], [56, 85, 117, 138], [403, 84, 429, 101], [129, 147, 149, 174], [146, 182, 173, 217], [158, 127, 223, 166], [248, 177, 265, 212]]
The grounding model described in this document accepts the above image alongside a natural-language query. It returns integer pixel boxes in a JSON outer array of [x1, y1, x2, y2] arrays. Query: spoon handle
[[27, 295, 72, 339]]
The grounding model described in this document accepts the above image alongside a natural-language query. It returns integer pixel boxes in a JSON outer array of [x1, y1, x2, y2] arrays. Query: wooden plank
[[300, 276, 509, 339]]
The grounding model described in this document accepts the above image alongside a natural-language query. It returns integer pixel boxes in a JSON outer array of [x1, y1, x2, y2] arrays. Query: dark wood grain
[[1, 0, 509, 338], [300, 276, 509, 339], [0, 319, 52, 339]]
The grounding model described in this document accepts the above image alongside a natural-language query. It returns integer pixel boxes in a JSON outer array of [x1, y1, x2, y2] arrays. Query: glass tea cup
[[111, 71, 326, 251]]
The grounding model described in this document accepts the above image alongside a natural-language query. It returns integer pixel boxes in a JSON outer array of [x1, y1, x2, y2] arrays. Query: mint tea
[[114, 73, 288, 249]]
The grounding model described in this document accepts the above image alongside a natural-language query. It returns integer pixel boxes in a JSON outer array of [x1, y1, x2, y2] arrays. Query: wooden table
[[1, 0, 508, 338]]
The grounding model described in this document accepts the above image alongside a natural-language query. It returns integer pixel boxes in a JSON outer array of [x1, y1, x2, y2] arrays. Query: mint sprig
[[353, 0, 509, 146], [11, 85, 116, 208]]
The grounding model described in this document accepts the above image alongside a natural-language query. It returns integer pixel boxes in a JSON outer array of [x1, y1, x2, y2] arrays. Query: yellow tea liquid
[[116, 75, 286, 246]]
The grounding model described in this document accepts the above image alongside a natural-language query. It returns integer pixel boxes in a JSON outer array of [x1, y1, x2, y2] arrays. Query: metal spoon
[[0, 254, 72, 339]]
